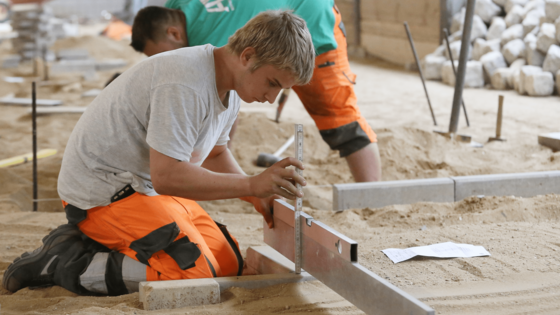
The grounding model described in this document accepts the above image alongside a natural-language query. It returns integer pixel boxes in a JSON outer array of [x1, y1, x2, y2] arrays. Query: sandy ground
[[0, 34, 560, 314]]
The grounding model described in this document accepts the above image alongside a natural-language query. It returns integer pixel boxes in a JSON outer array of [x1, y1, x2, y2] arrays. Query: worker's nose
[[265, 88, 281, 103]]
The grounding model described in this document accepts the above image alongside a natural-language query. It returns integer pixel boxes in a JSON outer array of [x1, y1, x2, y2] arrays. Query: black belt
[[65, 185, 136, 225]]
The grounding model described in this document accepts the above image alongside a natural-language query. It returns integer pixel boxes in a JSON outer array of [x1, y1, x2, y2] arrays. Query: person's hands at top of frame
[[249, 157, 306, 200]]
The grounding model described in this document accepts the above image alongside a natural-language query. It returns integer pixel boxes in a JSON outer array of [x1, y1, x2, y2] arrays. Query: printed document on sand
[[382, 242, 491, 264]]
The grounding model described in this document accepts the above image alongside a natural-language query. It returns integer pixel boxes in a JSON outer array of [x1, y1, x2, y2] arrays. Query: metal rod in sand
[[404, 21, 438, 126]]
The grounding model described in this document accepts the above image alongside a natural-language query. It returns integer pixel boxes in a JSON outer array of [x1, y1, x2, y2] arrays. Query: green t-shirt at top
[[164, 0, 337, 55]]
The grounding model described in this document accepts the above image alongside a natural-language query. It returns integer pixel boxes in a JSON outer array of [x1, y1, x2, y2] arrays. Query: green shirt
[[164, 0, 337, 55]]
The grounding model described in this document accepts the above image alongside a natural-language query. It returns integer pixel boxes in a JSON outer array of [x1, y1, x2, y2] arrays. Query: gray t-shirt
[[58, 45, 240, 210]]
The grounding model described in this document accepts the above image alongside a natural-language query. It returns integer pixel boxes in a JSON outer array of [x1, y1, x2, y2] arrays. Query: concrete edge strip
[[138, 245, 316, 311], [333, 171, 560, 211]]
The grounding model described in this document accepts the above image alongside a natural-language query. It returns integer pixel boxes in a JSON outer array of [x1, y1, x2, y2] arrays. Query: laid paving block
[[215, 273, 316, 293], [538, 132, 560, 151], [139, 278, 219, 311], [452, 171, 560, 201], [333, 178, 455, 211]]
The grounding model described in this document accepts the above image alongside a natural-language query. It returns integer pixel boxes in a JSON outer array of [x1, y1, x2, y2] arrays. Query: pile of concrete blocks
[[10, 4, 56, 61], [48, 48, 127, 80], [1, 55, 21, 69], [422, 0, 560, 97]]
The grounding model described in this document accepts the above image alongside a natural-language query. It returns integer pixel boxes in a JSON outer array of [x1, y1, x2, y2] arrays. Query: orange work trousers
[[66, 192, 242, 282], [292, 6, 376, 149]]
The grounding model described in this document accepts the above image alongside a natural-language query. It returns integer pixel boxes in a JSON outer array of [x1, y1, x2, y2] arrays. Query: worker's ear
[[240, 47, 256, 68], [166, 25, 184, 44]]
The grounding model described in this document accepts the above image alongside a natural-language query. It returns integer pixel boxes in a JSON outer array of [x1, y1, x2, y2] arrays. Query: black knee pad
[[319, 121, 372, 157]]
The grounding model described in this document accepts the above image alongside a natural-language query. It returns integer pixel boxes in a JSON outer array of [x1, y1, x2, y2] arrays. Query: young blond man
[[3, 11, 314, 296], [131, 1, 382, 183]]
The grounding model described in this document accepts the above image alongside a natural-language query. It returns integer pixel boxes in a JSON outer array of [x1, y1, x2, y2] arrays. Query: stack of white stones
[[422, 0, 560, 96], [10, 4, 56, 61]]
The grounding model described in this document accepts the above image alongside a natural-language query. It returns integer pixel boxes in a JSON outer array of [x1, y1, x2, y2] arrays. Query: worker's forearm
[[152, 161, 253, 201], [201, 148, 255, 203], [201, 147, 246, 175]]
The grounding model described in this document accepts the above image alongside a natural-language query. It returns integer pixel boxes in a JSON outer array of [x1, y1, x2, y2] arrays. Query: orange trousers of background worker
[[292, 6, 376, 157]]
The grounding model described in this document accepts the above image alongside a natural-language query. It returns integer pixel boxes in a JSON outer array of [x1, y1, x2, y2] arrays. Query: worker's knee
[[319, 121, 374, 157]]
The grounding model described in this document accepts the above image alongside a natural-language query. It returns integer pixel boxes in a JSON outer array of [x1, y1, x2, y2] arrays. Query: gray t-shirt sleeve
[[146, 84, 207, 162]]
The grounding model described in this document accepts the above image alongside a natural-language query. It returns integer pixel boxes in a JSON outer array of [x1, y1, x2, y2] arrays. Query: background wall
[[336, 0, 447, 67], [45, 0, 166, 20]]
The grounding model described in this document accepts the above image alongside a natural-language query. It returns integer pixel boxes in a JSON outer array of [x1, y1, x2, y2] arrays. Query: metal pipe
[[404, 22, 438, 126], [449, 0, 476, 134], [42, 45, 49, 81], [32, 81, 38, 212], [354, 0, 361, 47], [496, 95, 504, 138], [443, 28, 470, 127]]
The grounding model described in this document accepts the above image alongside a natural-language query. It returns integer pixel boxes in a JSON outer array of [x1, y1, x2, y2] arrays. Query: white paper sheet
[[382, 242, 491, 264]]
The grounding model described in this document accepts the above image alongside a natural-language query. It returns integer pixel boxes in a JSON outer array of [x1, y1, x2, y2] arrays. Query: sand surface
[[1, 35, 560, 314]]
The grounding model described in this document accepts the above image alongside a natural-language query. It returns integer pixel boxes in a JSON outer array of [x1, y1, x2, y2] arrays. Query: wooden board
[[29, 107, 86, 115], [0, 97, 62, 106], [0, 149, 57, 168]]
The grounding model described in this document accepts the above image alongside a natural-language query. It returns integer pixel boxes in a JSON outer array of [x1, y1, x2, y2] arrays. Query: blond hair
[[227, 10, 315, 85]]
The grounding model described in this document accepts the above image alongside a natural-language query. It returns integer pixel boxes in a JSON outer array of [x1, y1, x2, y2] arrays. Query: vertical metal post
[[32, 82, 38, 212], [42, 45, 49, 81], [449, 0, 476, 134], [404, 22, 438, 126], [443, 28, 470, 127], [294, 124, 304, 274], [353, 0, 361, 47], [440, 0, 449, 44], [496, 95, 504, 138]]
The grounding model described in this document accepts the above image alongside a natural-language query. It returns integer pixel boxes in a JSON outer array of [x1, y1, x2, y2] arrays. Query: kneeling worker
[[3, 10, 314, 296]]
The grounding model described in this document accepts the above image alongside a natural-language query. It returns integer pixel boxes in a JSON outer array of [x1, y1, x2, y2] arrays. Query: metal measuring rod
[[294, 124, 303, 274]]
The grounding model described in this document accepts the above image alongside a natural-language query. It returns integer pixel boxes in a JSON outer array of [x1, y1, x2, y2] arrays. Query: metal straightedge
[[294, 124, 304, 274], [264, 199, 435, 315]]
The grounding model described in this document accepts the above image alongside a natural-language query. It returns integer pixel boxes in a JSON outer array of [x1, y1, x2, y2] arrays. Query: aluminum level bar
[[264, 199, 435, 315]]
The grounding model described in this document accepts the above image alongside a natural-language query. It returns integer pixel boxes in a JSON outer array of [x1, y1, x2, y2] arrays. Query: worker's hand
[[248, 157, 306, 200], [248, 194, 280, 229]]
